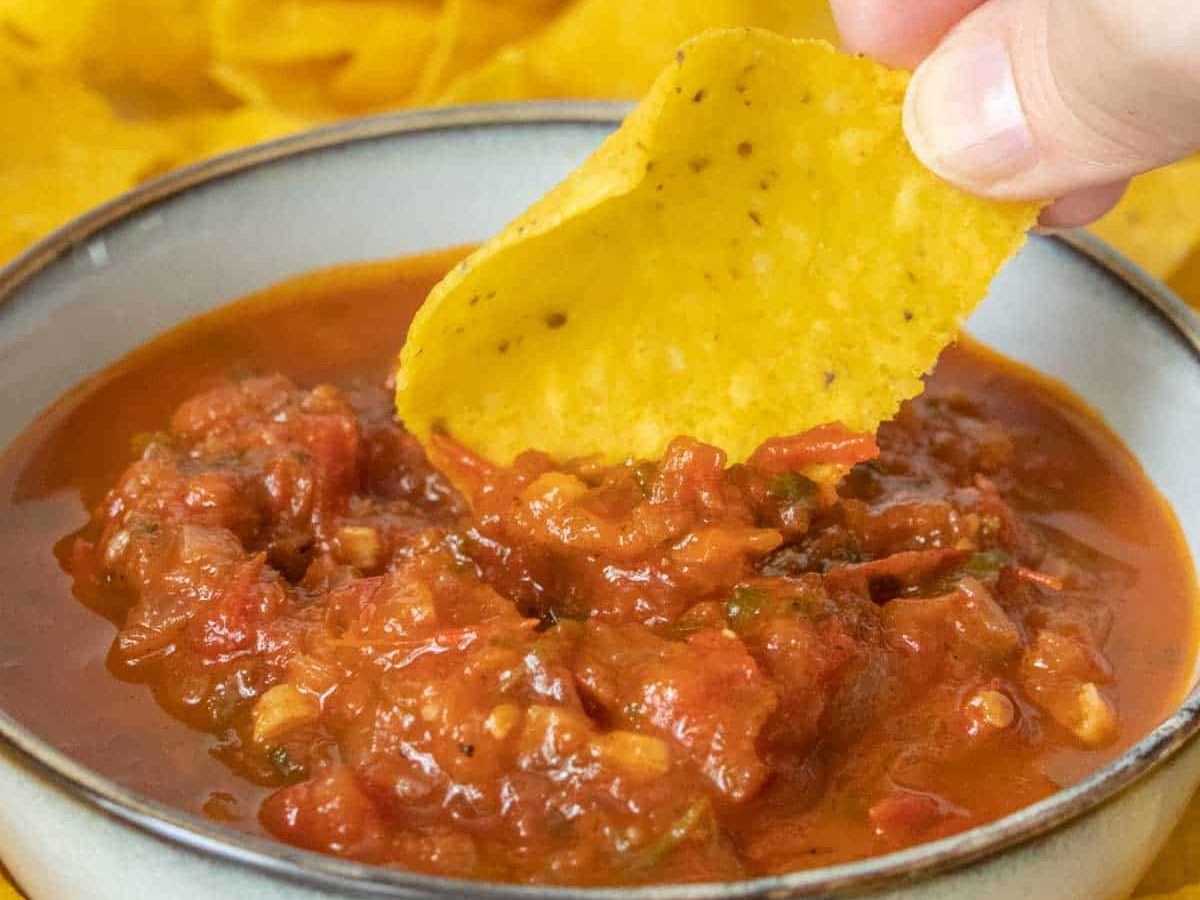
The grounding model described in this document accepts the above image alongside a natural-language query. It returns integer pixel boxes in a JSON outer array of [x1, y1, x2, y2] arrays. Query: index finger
[[830, 0, 989, 68]]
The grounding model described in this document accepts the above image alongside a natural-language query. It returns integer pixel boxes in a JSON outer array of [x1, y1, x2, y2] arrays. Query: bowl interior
[[1, 105, 1199, 897], [975, 240, 1200, 634]]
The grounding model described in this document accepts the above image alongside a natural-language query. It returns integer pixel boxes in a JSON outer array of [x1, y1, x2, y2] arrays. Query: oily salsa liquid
[[0, 249, 1195, 885]]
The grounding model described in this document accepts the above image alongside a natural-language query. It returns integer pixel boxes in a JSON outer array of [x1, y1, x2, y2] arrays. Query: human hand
[[830, 0, 1200, 226]]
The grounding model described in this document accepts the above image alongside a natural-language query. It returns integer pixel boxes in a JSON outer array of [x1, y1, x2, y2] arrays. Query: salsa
[[0, 249, 1195, 886]]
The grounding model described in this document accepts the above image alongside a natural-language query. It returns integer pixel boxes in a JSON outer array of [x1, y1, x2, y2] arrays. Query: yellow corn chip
[[1, 0, 222, 111], [0, 27, 38, 76], [413, 0, 567, 101], [397, 29, 1038, 464], [1138, 890, 1200, 900], [1136, 788, 1200, 896], [212, 0, 450, 110], [78, 0, 220, 111], [527, 0, 840, 98], [437, 0, 839, 103], [0, 0, 88, 64], [167, 106, 311, 165], [435, 45, 556, 105], [329, 3, 441, 110], [0, 875, 18, 900], [209, 58, 346, 118], [1167, 246, 1200, 309], [0, 63, 179, 262], [1091, 154, 1200, 283], [210, 0, 427, 64]]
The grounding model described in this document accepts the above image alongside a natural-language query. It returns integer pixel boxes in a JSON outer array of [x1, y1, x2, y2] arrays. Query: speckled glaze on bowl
[[0, 105, 1199, 900]]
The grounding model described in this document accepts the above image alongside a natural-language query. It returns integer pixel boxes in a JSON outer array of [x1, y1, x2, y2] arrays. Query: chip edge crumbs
[[396, 28, 1040, 465]]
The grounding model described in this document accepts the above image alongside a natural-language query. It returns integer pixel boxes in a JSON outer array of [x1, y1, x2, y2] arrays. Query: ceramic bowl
[[1, 105, 1199, 900]]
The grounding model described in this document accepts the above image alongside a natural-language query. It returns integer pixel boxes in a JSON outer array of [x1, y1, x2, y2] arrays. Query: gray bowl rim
[[1, 101, 1199, 900]]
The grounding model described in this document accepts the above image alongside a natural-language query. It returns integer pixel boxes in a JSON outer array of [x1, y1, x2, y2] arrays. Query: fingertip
[[830, 0, 922, 67], [1037, 181, 1130, 229], [902, 24, 1039, 195], [831, 0, 989, 69]]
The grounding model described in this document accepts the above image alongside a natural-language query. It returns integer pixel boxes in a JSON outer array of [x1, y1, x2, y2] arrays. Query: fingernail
[[904, 36, 1037, 186]]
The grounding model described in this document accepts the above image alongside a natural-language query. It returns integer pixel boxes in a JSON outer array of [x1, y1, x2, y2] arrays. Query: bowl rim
[[1, 101, 1200, 899]]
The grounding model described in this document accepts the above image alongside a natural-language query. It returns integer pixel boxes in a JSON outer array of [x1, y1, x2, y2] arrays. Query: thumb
[[903, 0, 1200, 201]]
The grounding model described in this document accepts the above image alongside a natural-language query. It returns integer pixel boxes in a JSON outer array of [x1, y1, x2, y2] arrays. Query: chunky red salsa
[[0, 250, 1195, 886]]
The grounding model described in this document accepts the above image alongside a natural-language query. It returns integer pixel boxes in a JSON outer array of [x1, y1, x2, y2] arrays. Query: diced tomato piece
[[260, 765, 386, 857], [823, 548, 969, 595], [427, 431, 497, 498], [748, 424, 880, 474], [297, 413, 360, 500], [868, 788, 968, 847]]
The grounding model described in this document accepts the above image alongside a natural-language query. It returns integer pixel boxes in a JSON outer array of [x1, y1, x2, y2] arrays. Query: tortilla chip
[[167, 106, 311, 164], [1167, 247, 1200, 309], [413, 0, 567, 101], [437, 0, 839, 103], [1091, 154, 1200, 283], [434, 45, 557, 105], [209, 58, 346, 118], [527, 0, 840, 98], [0, 875, 18, 900], [0, 0, 88, 64], [0, 24, 38, 76], [1138, 890, 1200, 900], [210, 0, 432, 64], [1, 0, 222, 111], [1136, 787, 1200, 896], [210, 0, 450, 115], [397, 29, 1038, 464], [328, 3, 441, 111], [78, 0, 221, 111], [0, 63, 179, 262]]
